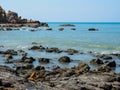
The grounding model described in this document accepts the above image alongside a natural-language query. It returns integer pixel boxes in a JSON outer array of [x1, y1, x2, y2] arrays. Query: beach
[[0, 22, 120, 89]]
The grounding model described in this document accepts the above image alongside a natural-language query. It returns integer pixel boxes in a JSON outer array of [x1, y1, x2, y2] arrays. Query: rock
[[96, 54, 113, 60], [4, 54, 13, 60], [6, 27, 12, 31], [29, 45, 45, 51], [97, 66, 112, 72], [58, 56, 71, 63], [62, 69, 75, 77], [16, 64, 34, 70], [88, 28, 98, 31], [65, 49, 78, 55], [22, 56, 35, 63], [59, 28, 64, 31], [0, 6, 7, 23], [46, 28, 52, 30], [77, 62, 90, 73], [71, 28, 76, 30], [32, 42, 37, 44], [2, 82, 12, 87], [35, 66, 45, 70], [38, 58, 50, 63], [46, 47, 62, 53], [60, 24, 75, 27], [106, 61, 116, 67], [90, 58, 104, 65]]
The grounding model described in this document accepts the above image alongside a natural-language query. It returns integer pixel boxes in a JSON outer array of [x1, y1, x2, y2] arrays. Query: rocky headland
[[0, 6, 48, 28]]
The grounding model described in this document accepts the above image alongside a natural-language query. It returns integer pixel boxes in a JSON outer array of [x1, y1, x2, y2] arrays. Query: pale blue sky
[[0, 0, 120, 22]]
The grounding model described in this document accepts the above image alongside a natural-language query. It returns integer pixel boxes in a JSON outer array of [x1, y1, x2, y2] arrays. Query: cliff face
[[0, 6, 7, 23]]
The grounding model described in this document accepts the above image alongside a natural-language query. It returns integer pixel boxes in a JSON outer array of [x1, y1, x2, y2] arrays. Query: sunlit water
[[0, 22, 120, 72]]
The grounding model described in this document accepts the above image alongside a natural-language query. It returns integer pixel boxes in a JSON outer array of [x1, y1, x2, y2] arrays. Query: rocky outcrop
[[0, 6, 48, 27]]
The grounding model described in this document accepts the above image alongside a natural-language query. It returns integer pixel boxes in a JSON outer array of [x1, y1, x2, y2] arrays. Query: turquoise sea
[[0, 22, 120, 72]]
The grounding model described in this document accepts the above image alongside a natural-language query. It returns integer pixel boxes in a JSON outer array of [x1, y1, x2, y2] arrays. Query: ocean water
[[0, 22, 120, 72]]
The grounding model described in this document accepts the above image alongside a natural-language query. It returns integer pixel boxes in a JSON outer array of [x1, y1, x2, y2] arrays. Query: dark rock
[[46, 47, 62, 53], [65, 49, 78, 55], [71, 28, 76, 30], [59, 28, 64, 31], [2, 82, 12, 87], [46, 28, 52, 30], [88, 28, 98, 31], [16, 64, 34, 70], [97, 66, 112, 72], [32, 42, 37, 44], [96, 54, 113, 60], [106, 61, 116, 67], [4, 49, 17, 55], [35, 66, 45, 70], [6, 27, 12, 31], [77, 62, 90, 72], [58, 56, 71, 63], [90, 58, 104, 65], [38, 58, 50, 63], [60, 24, 75, 27], [4, 54, 13, 60], [29, 45, 45, 51]]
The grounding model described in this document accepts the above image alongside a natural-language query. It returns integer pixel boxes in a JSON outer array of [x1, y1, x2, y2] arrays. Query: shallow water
[[0, 22, 120, 72]]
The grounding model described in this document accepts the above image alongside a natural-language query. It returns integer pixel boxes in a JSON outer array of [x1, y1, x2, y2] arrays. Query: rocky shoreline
[[0, 44, 120, 90], [0, 6, 48, 28]]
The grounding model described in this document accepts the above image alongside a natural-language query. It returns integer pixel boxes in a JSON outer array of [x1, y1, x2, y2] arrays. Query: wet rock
[[95, 54, 113, 60], [46, 47, 62, 53], [3, 49, 17, 55], [71, 28, 76, 30], [90, 58, 104, 65], [60, 24, 75, 27], [77, 62, 90, 73], [106, 61, 116, 67], [2, 82, 12, 87], [29, 45, 45, 51], [88, 28, 98, 31], [52, 65, 60, 70], [65, 49, 78, 55], [58, 56, 71, 63], [16, 64, 34, 70], [46, 28, 52, 30], [32, 42, 38, 44], [38, 58, 50, 63], [4, 54, 13, 60], [62, 69, 75, 77], [97, 66, 112, 72], [35, 66, 45, 70], [24, 58, 34, 63], [6, 27, 12, 31], [58, 28, 64, 31]]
